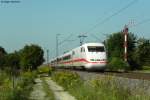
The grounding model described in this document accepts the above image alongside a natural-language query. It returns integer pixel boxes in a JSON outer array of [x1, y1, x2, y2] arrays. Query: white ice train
[[50, 43, 107, 70]]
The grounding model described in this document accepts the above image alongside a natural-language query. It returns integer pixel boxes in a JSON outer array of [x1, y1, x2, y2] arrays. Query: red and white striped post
[[123, 25, 128, 62]]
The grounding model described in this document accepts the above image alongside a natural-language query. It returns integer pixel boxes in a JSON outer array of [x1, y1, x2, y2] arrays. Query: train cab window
[[88, 46, 104, 52]]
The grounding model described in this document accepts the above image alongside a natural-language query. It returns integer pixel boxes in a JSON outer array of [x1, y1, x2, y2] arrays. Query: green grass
[[68, 77, 129, 100], [0, 86, 12, 100], [142, 66, 150, 70], [52, 71, 150, 100], [41, 78, 55, 100], [135, 66, 150, 73], [37, 65, 54, 75], [0, 70, 12, 100], [0, 69, 37, 100]]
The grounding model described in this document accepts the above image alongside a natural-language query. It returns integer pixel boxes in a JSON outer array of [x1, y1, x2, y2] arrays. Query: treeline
[[0, 44, 44, 100], [105, 32, 150, 70], [0, 44, 44, 71]]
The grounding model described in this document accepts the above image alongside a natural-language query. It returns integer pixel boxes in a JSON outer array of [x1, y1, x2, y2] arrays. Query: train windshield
[[88, 46, 105, 52]]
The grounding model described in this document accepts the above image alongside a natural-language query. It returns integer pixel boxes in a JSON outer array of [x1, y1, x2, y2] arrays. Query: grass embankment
[[51, 71, 150, 100], [141, 66, 150, 73], [132, 66, 150, 73], [0, 69, 37, 100], [37, 65, 54, 76]]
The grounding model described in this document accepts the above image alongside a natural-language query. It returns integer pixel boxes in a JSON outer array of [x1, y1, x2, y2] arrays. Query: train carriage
[[50, 43, 107, 70]]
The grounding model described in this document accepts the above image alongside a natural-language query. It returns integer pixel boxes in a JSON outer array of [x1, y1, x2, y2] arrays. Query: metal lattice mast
[[78, 34, 87, 46]]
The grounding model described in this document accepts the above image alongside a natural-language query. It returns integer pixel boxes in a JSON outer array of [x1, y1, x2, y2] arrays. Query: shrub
[[52, 71, 150, 100], [37, 65, 54, 75], [0, 69, 37, 100], [19, 71, 37, 87], [0, 70, 12, 100], [52, 71, 82, 90], [0, 71, 6, 85], [12, 71, 37, 100], [89, 77, 130, 100], [108, 57, 130, 71], [0, 86, 12, 100]]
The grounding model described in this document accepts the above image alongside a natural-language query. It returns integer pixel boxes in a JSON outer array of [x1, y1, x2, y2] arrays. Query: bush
[[0, 69, 37, 100], [37, 66, 54, 75], [108, 57, 130, 71], [19, 71, 37, 87], [52, 71, 82, 90], [0, 70, 12, 100], [12, 71, 37, 100], [0, 70, 7, 85], [52, 71, 150, 100], [89, 77, 130, 100]]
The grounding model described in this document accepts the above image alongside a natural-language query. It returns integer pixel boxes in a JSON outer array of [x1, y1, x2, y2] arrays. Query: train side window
[[72, 51, 75, 55], [63, 55, 71, 60], [81, 47, 85, 52], [83, 47, 85, 52]]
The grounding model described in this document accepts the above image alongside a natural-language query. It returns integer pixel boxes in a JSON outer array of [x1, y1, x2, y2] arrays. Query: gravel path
[[45, 77, 76, 100], [30, 77, 76, 100], [30, 78, 49, 100]]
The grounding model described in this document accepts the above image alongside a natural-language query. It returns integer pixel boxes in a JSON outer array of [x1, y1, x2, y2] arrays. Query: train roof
[[50, 42, 104, 61], [82, 42, 104, 46]]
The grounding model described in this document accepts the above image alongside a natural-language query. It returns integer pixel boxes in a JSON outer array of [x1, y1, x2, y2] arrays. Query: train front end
[[84, 43, 107, 70]]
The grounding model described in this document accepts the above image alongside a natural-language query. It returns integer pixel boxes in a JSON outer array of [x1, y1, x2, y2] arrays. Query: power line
[[63, 1, 137, 45], [56, 0, 138, 46], [90, 34, 102, 42], [84, 0, 138, 35], [132, 18, 150, 27], [51, 0, 139, 58], [58, 34, 74, 45], [85, 1, 124, 33]]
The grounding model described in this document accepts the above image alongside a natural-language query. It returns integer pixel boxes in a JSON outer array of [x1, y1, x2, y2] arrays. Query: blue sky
[[0, 0, 150, 59]]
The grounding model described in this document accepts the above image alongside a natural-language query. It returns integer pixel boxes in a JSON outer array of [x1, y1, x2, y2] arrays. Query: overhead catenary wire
[[84, 0, 138, 35], [58, 0, 138, 46], [132, 18, 150, 28], [51, 0, 139, 59], [58, 33, 74, 46], [90, 34, 102, 42], [61, 1, 149, 48]]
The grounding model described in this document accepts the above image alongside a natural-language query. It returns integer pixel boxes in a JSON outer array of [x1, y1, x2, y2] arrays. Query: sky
[[0, 0, 150, 59]]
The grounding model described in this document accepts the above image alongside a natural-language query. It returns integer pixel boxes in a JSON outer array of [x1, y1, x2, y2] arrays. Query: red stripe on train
[[59, 58, 107, 64]]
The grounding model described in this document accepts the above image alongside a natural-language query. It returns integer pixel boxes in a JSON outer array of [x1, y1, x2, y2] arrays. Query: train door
[[72, 51, 75, 68], [80, 47, 86, 68]]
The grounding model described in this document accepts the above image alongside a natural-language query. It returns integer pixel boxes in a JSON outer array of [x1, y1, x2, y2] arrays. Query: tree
[[105, 32, 137, 69], [105, 32, 136, 60], [135, 38, 150, 66], [0, 46, 7, 68], [20, 44, 44, 70], [5, 51, 20, 69]]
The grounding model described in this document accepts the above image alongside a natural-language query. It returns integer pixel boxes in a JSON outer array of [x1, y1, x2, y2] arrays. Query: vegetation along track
[[56, 68, 150, 81]]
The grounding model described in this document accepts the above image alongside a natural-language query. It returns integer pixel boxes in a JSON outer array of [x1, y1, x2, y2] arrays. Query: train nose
[[85, 62, 107, 70]]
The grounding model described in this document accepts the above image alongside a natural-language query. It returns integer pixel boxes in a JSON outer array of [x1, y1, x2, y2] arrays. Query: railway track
[[102, 71, 150, 80], [56, 68, 150, 81]]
